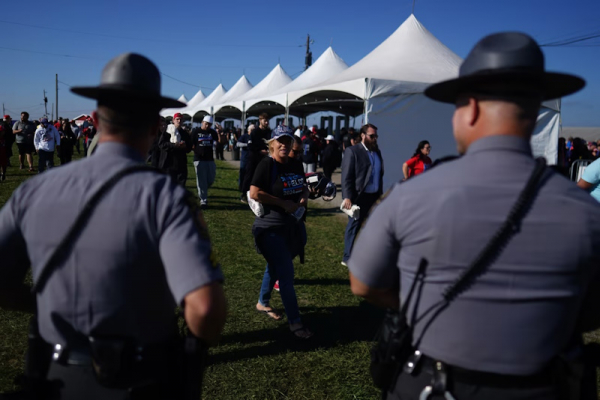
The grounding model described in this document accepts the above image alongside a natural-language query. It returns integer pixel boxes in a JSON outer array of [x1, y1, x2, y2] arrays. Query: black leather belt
[[418, 353, 554, 389]]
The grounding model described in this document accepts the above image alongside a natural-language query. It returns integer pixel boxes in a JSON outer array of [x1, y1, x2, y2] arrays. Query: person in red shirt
[[402, 140, 432, 180]]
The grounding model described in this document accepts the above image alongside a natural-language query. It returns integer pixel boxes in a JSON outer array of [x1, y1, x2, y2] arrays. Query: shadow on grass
[[212, 302, 384, 365], [211, 186, 240, 192], [202, 204, 248, 211], [295, 278, 349, 286]]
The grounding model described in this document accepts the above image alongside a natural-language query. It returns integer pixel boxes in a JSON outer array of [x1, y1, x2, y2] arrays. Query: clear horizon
[[2, 0, 599, 127]]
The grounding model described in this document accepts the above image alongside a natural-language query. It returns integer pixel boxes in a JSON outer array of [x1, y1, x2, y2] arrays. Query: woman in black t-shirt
[[249, 125, 312, 339]]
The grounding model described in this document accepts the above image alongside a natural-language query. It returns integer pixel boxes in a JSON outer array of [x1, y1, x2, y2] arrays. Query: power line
[[0, 45, 100, 60], [161, 73, 216, 90], [58, 80, 72, 88], [541, 32, 600, 47], [0, 20, 301, 49]]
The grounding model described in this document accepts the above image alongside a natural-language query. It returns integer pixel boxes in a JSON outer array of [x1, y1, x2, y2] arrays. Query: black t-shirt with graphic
[[251, 156, 305, 229], [191, 128, 218, 161]]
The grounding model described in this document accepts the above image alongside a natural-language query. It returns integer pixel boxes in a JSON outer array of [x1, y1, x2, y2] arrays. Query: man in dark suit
[[341, 123, 384, 266]]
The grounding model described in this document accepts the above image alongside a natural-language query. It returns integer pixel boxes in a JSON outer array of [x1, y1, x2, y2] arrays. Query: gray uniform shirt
[[0, 142, 223, 346], [349, 135, 600, 375]]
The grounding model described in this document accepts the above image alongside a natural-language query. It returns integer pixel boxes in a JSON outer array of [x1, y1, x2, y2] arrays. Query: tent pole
[[284, 93, 289, 125], [363, 78, 369, 124]]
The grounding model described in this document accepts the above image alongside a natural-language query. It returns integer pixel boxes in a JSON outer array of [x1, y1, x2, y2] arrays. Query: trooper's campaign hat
[[71, 53, 185, 109], [425, 32, 585, 103]]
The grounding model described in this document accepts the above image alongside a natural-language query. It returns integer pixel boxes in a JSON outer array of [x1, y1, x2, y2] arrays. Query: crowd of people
[[0, 113, 97, 181], [2, 30, 600, 400]]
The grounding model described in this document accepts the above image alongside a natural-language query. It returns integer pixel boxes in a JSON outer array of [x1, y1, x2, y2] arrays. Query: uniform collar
[[93, 141, 146, 163], [466, 135, 532, 156]]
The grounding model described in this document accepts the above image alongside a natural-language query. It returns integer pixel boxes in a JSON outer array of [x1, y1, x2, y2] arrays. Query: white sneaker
[[341, 261, 348, 267], [247, 191, 264, 217]]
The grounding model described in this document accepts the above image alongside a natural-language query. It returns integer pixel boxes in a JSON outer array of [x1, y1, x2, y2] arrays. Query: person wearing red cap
[[159, 112, 191, 186]]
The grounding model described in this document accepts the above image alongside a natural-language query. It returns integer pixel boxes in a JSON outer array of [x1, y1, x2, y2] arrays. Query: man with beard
[[340, 123, 383, 266], [159, 112, 191, 186], [240, 113, 271, 200], [191, 115, 218, 207]]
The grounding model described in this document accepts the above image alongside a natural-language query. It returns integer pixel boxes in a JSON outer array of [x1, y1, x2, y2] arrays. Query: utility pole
[[2, 103, 4, 116], [304, 34, 314, 71], [51, 103, 54, 120], [55, 74, 59, 121], [43, 90, 48, 117]]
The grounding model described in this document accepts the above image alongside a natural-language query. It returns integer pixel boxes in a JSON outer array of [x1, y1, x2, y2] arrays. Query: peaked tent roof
[[213, 76, 253, 114], [161, 88, 204, 117], [224, 64, 292, 111], [299, 14, 462, 100], [177, 94, 188, 104], [258, 47, 350, 107], [187, 84, 227, 116]]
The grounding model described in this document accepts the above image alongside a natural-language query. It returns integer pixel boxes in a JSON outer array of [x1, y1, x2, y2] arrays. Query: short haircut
[[360, 123, 378, 135], [21, 111, 29, 118], [292, 135, 302, 146], [259, 113, 269, 120], [96, 103, 159, 138]]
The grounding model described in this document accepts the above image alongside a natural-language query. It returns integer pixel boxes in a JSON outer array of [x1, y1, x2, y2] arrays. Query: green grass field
[[0, 146, 383, 399], [2, 145, 598, 399]]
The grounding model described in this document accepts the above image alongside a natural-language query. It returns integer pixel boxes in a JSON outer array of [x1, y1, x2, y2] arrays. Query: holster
[[89, 336, 134, 388], [179, 335, 209, 400], [370, 310, 414, 391]]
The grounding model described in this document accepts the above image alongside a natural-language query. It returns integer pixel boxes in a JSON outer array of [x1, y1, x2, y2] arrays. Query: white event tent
[[215, 64, 292, 123], [213, 76, 253, 121], [162, 14, 561, 188], [253, 46, 350, 118], [161, 89, 205, 118], [283, 14, 561, 188], [186, 84, 227, 121], [177, 94, 188, 104]]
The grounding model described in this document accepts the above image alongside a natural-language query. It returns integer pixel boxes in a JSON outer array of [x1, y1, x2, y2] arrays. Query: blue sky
[[1, 0, 599, 126]]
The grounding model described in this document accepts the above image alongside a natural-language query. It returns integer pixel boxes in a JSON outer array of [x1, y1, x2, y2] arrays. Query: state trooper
[[348, 33, 600, 399], [0, 53, 226, 399]]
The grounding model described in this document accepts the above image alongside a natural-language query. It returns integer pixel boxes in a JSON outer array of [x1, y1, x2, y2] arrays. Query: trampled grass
[[0, 145, 383, 399]]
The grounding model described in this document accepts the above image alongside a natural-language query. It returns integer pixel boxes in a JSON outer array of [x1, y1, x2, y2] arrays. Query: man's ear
[[91, 111, 99, 129], [467, 97, 480, 127]]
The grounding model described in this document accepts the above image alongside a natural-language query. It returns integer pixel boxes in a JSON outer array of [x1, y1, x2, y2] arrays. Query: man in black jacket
[[240, 113, 271, 199], [340, 123, 384, 266], [159, 112, 192, 186], [321, 134, 342, 179]]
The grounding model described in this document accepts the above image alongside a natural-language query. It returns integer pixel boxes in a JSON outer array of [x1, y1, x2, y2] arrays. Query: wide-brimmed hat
[[71, 53, 185, 109], [425, 32, 585, 103]]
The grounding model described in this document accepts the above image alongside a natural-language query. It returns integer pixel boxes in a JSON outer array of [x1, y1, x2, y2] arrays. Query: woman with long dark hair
[[402, 140, 432, 180]]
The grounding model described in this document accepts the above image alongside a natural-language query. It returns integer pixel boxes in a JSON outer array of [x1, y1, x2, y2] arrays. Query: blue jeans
[[193, 160, 216, 204], [343, 216, 362, 262], [38, 150, 54, 173], [256, 230, 301, 325], [342, 192, 380, 262]]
